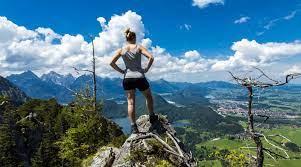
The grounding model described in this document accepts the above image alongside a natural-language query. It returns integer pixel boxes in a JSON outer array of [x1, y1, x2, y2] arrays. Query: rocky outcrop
[[89, 115, 197, 167]]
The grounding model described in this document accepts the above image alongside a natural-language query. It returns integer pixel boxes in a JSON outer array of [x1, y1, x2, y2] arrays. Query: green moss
[[198, 160, 222, 167], [155, 160, 174, 167], [81, 154, 95, 167], [109, 135, 127, 148], [126, 146, 149, 162], [81, 146, 117, 167], [125, 139, 176, 167]]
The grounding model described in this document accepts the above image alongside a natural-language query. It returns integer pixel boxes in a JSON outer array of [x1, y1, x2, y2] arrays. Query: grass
[[261, 126, 301, 145], [265, 159, 301, 167], [176, 119, 191, 124], [198, 160, 222, 167], [196, 138, 251, 150], [196, 125, 301, 166]]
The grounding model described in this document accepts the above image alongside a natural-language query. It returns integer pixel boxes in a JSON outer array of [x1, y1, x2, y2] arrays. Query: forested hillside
[[0, 94, 125, 166], [0, 76, 28, 104], [2, 71, 301, 167]]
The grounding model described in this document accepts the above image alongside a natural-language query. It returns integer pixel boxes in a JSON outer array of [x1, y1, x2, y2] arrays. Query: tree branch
[[73, 67, 93, 73], [261, 133, 289, 159], [263, 148, 287, 159], [267, 134, 291, 142], [132, 133, 178, 155], [0, 101, 8, 106], [166, 131, 184, 157], [228, 67, 300, 167]]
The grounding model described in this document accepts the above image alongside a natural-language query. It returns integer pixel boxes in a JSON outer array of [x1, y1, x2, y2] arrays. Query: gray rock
[[90, 147, 120, 167], [90, 115, 197, 167]]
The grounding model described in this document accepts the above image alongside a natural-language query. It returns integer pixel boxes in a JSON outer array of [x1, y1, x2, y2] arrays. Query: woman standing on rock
[[109, 28, 157, 134]]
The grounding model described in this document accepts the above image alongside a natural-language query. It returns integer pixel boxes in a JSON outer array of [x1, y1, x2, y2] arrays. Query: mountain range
[[41, 71, 75, 88], [5, 71, 239, 104], [7, 71, 74, 104]]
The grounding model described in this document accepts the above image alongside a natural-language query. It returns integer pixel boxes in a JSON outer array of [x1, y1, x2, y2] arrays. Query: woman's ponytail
[[124, 28, 136, 42]]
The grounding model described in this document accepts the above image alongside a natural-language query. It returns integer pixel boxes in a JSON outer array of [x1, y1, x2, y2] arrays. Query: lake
[[112, 117, 131, 134]]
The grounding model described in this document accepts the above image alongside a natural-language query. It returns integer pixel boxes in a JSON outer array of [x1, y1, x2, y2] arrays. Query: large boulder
[[89, 115, 197, 167]]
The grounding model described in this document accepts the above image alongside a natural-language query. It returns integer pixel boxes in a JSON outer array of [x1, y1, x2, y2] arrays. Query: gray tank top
[[121, 45, 145, 78]]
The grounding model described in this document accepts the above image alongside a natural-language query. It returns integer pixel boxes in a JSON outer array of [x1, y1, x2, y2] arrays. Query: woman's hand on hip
[[143, 68, 149, 73]]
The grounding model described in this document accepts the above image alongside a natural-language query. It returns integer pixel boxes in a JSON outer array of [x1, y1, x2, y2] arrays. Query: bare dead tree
[[0, 100, 8, 106], [91, 35, 97, 112], [228, 67, 301, 167], [73, 35, 97, 112]]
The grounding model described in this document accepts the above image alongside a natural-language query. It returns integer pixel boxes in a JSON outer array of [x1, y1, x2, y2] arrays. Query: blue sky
[[1, 0, 300, 55], [0, 0, 301, 82]]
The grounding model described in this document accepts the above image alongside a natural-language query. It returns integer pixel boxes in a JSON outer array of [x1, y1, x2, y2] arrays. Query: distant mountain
[[7, 71, 126, 104], [134, 92, 191, 118], [102, 100, 127, 118], [150, 78, 179, 93], [150, 80, 239, 93], [169, 81, 193, 90], [102, 93, 176, 119], [0, 75, 28, 104], [7, 71, 73, 104], [41, 71, 75, 88], [168, 87, 210, 106], [3, 71, 243, 133], [70, 75, 124, 99], [197, 81, 239, 89], [5, 71, 243, 105]]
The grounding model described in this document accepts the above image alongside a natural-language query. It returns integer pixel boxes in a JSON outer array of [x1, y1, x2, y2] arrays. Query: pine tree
[[56, 88, 124, 166], [0, 97, 21, 166]]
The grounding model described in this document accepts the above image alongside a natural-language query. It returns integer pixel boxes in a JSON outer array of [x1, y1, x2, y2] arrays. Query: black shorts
[[122, 77, 150, 91]]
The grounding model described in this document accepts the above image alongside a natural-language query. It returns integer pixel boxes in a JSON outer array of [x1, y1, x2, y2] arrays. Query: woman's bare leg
[[141, 88, 154, 114], [125, 90, 136, 124]]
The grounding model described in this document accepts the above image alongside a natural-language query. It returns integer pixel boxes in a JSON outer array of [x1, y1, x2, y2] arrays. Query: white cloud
[[212, 39, 301, 71], [192, 0, 224, 9], [263, 18, 279, 30], [141, 38, 152, 49], [94, 11, 145, 56], [0, 12, 213, 81], [0, 17, 37, 43], [0, 16, 90, 75], [256, 31, 265, 36], [259, 10, 299, 36], [180, 24, 192, 31], [284, 65, 301, 75], [184, 50, 201, 60], [284, 10, 297, 20], [0, 11, 157, 78], [146, 46, 212, 79], [265, 11, 298, 29], [97, 17, 106, 29], [35, 27, 61, 43], [1, 12, 301, 83], [234, 16, 250, 24]]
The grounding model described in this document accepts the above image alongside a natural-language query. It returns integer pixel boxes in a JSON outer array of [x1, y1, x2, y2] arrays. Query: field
[[262, 126, 301, 145], [196, 125, 301, 167], [198, 160, 222, 167]]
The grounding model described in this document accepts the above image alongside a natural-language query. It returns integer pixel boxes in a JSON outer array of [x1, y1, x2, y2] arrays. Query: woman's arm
[[140, 46, 154, 73], [109, 49, 125, 74]]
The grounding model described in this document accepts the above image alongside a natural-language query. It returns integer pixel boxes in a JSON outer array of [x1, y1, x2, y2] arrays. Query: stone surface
[[89, 115, 197, 167], [90, 147, 120, 167]]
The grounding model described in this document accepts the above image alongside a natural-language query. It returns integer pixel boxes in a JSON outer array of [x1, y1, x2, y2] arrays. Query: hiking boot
[[149, 113, 158, 124], [131, 124, 139, 134]]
